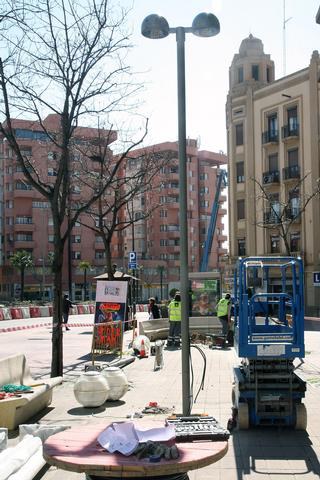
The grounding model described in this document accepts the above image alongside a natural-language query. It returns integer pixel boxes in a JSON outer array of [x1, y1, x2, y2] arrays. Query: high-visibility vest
[[217, 298, 229, 317], [169, 301, 181, 322]]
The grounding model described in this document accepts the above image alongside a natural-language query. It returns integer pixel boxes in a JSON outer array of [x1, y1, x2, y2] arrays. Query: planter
[[102, 367, 128, 401], [73, 371, 109, 407]]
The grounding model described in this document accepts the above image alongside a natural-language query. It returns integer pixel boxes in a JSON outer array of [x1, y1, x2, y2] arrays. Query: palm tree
[[10, 251, 33, 301], [79, 261, 91, 301]]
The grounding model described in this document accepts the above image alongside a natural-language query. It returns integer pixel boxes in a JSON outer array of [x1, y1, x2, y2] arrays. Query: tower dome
[[239, 34, 264, 57]]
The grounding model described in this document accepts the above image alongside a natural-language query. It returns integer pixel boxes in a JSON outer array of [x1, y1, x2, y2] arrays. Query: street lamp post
[[142, 12, 220, 416]]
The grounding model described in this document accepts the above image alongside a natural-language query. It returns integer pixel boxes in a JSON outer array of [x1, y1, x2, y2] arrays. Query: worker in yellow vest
[[167, 292, 181, 347], [216, 293, 231, 338]]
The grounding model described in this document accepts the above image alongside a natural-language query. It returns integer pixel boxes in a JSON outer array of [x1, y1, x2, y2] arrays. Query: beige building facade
[[226, 34, 320, 315]]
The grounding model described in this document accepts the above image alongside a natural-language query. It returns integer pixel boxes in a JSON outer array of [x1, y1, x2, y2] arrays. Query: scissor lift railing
[[234, 256, 305, 360]]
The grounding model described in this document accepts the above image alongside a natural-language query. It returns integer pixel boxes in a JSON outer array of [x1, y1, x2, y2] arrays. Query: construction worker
[[216, 293, 231, 340], [167, 292, 181, 347]]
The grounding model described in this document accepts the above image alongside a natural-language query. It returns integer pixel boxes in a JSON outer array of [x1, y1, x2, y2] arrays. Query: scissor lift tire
[[295, 403, 307, 430], [238, 402, 249, 430]]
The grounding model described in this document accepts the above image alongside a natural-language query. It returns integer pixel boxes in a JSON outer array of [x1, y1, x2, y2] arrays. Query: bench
[[0, 354, 62, 430], [0, 424, 69, 480], [139, 317, 222, 341]]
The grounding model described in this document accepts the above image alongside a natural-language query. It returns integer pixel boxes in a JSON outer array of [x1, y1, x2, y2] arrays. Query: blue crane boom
[[200, 169, 227, 272]]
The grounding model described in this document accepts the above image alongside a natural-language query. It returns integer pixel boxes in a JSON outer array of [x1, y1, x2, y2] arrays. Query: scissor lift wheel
[[295, 404, 307, 430], [238, 402, 249, 430]]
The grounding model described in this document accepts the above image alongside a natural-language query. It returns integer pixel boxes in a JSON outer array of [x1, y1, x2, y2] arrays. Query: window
[[238, 238, 246, 256], [32, 201, 49, 208], [236, 162, 244, 183], [72, 235, 81, 243], [288, 148, 298, 167], [16, 181, 32, 190], [160, 253, 168, 260], [16, 216, 32, 224], [16, 233, 33, 241], [252, 64, 259, 80], [287, 106, 298, 132], [48, 167, 57, 176], [159, 210, 167, 218], [200, 200, 209, 208], [6, 217, 14, 225], [200, 187, 209, 194], [48, 217, 54, 226], [167, 224, 179, 232], [199, 173, 208, 180], [266, 66, 271, 82], [290, 232, 300, 252], [270, 235, 280, 253], [71, 251, 81, 260], [48, 235, 54, 243], [160, 239, 168, 246], [237, 199, 245, 220], [5, 183, 13, 191], [268, 113, 278, 138], [5, 166, 12, 174], [269, 193, 280, 222], [237, 66, 244, 83], [268, 153, 278, 172], [235, 123, 244, 146], [160, 225, 168, 232], [95, 251, 105, 259], [289, 189, 300, 217], [48, 152, 57, 160], [5, 200, 13, 209]]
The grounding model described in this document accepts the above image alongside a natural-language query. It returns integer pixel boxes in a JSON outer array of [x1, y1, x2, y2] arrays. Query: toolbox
[[165, 415, 230, 442]]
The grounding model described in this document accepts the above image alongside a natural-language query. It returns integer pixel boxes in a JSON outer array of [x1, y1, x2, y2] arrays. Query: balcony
[[262, 130, 279, 144], [262, 170, 280, 185], [282, 164, 300, 180], [281, 124, 299, 140], [285, 207, 301, 222], [263, 211, 281, 225], [14, 240, 35, 249]]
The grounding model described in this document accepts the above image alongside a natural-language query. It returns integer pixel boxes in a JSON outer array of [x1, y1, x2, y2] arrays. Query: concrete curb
[[0, 323, 93, 333]]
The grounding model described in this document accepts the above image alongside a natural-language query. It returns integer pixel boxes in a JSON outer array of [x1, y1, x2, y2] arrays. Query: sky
[[121, 0, 320, 154]]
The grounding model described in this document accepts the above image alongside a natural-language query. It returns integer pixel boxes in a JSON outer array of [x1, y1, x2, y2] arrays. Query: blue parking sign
[[128, 251, 137, 269], [313, 272, 320, 286]]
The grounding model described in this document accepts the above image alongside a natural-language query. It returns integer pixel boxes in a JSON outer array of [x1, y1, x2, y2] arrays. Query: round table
[[43, 422, 228, 479]]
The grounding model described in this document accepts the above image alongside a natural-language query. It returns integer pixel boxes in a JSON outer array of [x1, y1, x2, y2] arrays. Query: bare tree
[[75, 147, 173, 275], [0, 0, 146, 376], [252, 173, 320, 254]]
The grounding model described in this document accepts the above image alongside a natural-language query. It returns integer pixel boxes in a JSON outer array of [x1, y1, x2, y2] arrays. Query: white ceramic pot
[[102, 367, 128, 401], [74, 371, 110, 407]]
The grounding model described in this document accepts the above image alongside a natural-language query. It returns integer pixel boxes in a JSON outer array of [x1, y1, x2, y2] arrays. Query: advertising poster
[[94, 280, 128, 324]]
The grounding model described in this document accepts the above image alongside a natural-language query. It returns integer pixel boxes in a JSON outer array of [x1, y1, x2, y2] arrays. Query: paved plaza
[[1, 314, 320, 479]]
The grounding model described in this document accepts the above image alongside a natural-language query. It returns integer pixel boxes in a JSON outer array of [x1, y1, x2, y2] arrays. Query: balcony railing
[[262, 130, 279, 144], [262, 170, 280, 185], [285, 207, 301, 221], [263, 211, 281, 224], [282, 164, 300, 180], [281, 124, 299, 139]]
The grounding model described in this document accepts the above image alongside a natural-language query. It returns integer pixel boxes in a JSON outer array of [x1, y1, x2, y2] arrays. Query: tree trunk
[[50, 240, 65, 378], [104, 238, 114, 278]]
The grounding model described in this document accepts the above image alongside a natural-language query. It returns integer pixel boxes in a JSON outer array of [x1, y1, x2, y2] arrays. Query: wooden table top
[[43, 422, 228, 478]]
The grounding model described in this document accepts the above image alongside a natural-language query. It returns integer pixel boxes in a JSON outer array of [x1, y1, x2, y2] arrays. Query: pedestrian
[[148, 297, 160, 320], [62, 294, 74, 331], [216, 293, 231, 342], [167, 292, 181, 347]]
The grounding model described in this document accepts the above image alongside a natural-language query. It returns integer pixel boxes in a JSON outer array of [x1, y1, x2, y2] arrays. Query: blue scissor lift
[[232, 256, 307, 429]]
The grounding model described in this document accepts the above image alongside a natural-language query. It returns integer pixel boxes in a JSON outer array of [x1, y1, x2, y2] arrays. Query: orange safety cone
[[140, 338, 146, 358]]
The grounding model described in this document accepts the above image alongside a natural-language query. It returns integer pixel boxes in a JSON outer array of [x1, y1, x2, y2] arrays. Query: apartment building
[[123, 140, 227, 298], [0, 118, 227, 301], [226, 34, 320, 314]]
